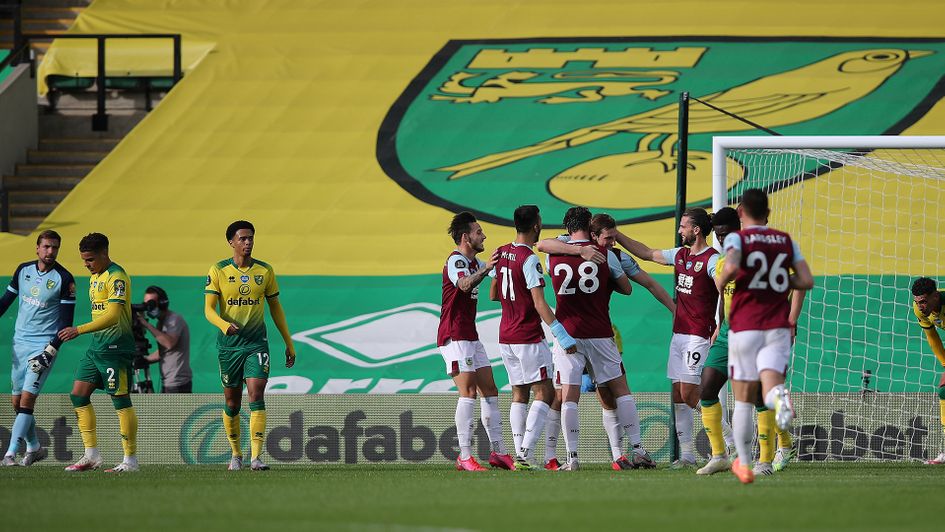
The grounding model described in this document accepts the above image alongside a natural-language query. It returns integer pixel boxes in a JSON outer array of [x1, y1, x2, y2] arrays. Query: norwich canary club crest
[[378, 38, 945, 227]]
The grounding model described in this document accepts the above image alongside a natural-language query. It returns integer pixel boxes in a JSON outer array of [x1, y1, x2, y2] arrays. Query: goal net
[[712, 136, 945, 462]]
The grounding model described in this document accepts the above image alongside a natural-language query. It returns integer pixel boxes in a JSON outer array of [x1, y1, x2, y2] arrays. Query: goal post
[[711, 135, 945, 462]]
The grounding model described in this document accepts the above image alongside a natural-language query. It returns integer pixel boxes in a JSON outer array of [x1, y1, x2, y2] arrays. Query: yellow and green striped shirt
[[87, 262, 135, 354]]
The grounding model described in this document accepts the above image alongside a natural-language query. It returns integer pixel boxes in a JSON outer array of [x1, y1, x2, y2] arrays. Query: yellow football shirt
[[913, 290, 945, 330], [87, 262, 135, 354], [715, 253, 735, 321], [205, 258, 280, 351]]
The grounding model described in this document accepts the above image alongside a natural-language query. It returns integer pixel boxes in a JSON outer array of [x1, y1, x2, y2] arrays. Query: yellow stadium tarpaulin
[[5, 0, 945, 277]]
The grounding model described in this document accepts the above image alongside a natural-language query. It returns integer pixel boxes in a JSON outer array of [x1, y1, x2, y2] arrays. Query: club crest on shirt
[[254, 275, 264, 285], [46, 279, 56, 290], [694, 262, 703, 273]]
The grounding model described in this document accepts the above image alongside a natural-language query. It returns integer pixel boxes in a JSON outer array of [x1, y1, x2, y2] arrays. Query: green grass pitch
[[2, 463, 942, 531]]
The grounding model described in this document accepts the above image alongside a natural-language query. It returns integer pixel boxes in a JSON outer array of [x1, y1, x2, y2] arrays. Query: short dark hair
[[448, 211, 477, 244], [711, 207, 739, 228], [912, 277, 937, 296], [513, 205, 540, 233], [36, 230, 61, 245], [78, 233, 108, 253], [589, 213, 616, 236], [226, 220, 255, 241], [740, 188, 769, 220], [683, 208, 711, 236], [563, 206, 592, 235]]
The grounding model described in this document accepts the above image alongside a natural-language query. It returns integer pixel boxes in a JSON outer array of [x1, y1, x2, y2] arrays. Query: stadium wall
[[2, 393, 939, 465]]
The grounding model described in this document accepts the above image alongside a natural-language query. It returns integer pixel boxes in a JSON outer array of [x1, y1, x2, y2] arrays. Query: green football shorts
[[705, 321, 730, 374], [218, 347, 271, 388], [74, 350, 134, 395]]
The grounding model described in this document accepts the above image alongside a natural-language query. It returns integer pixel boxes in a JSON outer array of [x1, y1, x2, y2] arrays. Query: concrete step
[[39, 138, 120, 151], [0, 28, 66, 37], [2, 175, 83, 191], [9, 203, 55, 218], [21, 7, 84, 20], [21, 18, 76, 31], [7, 190, 69, 204], [8, 216, 43, 235], [27, 150, 108, 164], [14, 163, 93, 177]]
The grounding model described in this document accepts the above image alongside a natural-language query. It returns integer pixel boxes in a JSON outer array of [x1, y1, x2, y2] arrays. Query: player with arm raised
[[439, 212, 513, 471], [57, 233, 139, 473], [204, 220, 296, 471], [0, 231, 75, 467], [716, 189, 814, 484], [910, 277, 945, 465], [617, 208, 719, 467], [489, 205, 577, 469], [547, 207, 635, 471]]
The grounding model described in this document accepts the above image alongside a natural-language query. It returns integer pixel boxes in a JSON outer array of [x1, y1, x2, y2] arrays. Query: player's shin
[[249, 400, 266, 461], [561, 401, 580, 463], [938, 386, 945, 437], [544, 408, 561, 462], [5, 409, 34, 457], [112, 395, 138, 459], [510, 402, 528, 454], [732, 401, 755, 469], [71, 393, 98, 455], [455, 397, 476, 460], [602, 409, 622, 460], [673, 403, 694, 459], [756, 407, 775, 463], [25, 413, 40, 452], [222, 406, 242, 457], [520, 400, 550, 460], [615, 394, 641, 452], [700, 400, 726, 457], [479, 396, 507, 454]]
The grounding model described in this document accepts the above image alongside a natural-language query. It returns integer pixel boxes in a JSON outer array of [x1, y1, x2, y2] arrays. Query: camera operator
[[136, 286, 193, 393]]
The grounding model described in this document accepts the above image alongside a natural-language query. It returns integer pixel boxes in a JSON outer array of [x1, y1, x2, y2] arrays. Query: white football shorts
[[553, 337, 624, 387], [667, 333, 711, 385], [728, 328, 792, 382], [440, 340, 491, 375], [499, 342, 553, 386]]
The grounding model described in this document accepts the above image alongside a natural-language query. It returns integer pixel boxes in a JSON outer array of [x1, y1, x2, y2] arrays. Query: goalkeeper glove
[[28, 344, 57, 374], [550, 320, 577, 352]]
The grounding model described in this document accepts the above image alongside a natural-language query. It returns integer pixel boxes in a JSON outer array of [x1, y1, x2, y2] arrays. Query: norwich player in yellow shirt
[[910, 277, 945, 465], [205, 220, 296, 471], [57, 233, 139, 473]]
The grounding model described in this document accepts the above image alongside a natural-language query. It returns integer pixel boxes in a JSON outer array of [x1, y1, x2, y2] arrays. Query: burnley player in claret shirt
[[438, 212, 513, 471], [489, 205, 577, 469], [716, 188, 813, 484]]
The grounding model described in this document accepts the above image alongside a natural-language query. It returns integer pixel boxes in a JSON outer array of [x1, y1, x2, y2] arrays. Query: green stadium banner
[[0, 393, 940, 465]]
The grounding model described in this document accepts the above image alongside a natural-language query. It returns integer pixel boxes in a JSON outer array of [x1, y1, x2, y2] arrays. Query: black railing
[[20, 33, 183, 131]]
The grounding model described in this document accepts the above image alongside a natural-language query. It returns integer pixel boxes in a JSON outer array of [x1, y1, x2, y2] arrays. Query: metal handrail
[[20, 33, 183, 131]]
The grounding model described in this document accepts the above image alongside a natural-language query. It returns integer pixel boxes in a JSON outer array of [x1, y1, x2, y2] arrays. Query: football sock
[[718, 390, 734, 446], [733, 401, 755, 468], [673, 402, 694, 457], [115, 406, 138, 458], [6, 409, 33, 456], [602, 408, 622, 460], [25, 413, 39, 452], [757, 406, 775, 463], [561, 401, 580, 461], [73, 401, 97, 451], [938, 387, 945, 436], [616, 394, 641, 451], [544, 408, 561, 461], [520, 400, 550, 459], [222, 407, 242, 457], [764, 384, 785, 410], [455, 397, 476, 460], [776, 425, 794, 450], [509, 401, 528, 455], [480, 396, 507, 454], [249, 400, 266, 460], [700, 399, 726, 457]]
